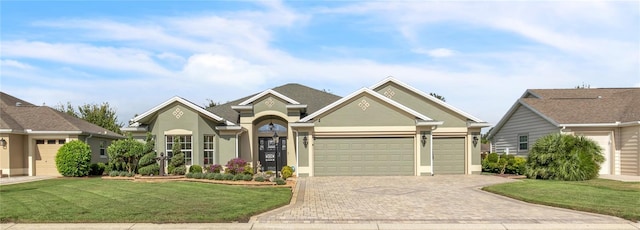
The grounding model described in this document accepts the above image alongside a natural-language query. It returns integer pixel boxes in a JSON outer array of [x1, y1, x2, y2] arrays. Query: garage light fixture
[[303, 136, 308, 147], [473, 136, 479, 147], [0, 138, 6, 147], [421, 134, 427, 147]]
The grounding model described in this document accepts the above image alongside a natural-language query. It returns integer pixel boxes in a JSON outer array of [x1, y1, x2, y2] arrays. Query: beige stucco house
[[488, 88, 640, 176], [0, 92, 123, 177], [124, 77, 490, 176]]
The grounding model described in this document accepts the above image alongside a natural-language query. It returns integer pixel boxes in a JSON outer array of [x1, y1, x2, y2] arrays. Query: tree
[[55, 102, 124, 134], [55, 140, 92, 177], [107, 135, 145, 173], [429, 93, 446, 102], [525, 133, 605, 181], [575, 83, 591, 89], [203, 99, 218, 109], [138, 133, 159, 176], [168, 137, 186, 175]]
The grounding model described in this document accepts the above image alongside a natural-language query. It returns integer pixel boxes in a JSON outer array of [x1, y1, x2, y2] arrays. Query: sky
[[1, 1, 639, 132]]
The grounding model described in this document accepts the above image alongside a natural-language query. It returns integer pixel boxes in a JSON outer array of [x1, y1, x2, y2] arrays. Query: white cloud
[[0, 59, 34, 69], [181, 54, 273, 88], [412, 48, 455, 58]]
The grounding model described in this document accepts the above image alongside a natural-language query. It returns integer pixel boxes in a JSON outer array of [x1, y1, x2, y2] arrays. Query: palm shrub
[[525, 133, 605, 181], [55, 140, 92, 177]]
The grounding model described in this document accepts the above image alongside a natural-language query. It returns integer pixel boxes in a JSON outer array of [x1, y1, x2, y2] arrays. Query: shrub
[[119, 171, 127, 177], [109, 170, 120, 177], [243, 165, 254, 175], [208, 164, 223, 173], [55, 140, 92, 177], [205, 173, 216, 180], [482, 153, 525, 174], [138, 164, 159, 176], [189, 165, 203, 173], [281, 166, 293, 179], [274, 178, 286, 185], [89, 163, 106, 176], [172, 165, 186, 175], [194, 173, 205, 179], [185, 173, 194, 178], [254, 176, 265, 182], [107, 136, 145, 174], [507, 157, 527, 175], [243, 174, 253, 181], [232, 174, 243, 181], [214, 173, 225, 180], [138, 152, 157, 168], [126, 172, 135, 177], [225, 158, 247, 175], [223, 174, 235, 180], [525, 133, 604, 181]]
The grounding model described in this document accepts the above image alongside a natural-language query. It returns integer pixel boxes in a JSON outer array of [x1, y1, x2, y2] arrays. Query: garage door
[[35, 140, 63, 176], [314, 137, 414, 176], [433, 137, 465, 174], [576, 132, 612, 175]]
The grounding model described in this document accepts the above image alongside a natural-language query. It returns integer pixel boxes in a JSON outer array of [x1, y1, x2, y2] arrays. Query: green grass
[[0, 178, 292, 223], [482, 179, 640, 221]]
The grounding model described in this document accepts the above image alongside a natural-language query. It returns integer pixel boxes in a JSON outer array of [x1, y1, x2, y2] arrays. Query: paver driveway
[[252, 175, 630, 224]]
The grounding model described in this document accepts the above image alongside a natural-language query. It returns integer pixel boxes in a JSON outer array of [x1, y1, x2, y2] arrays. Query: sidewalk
[[1, 223, 639, 230], [0, 175, 56, 185]]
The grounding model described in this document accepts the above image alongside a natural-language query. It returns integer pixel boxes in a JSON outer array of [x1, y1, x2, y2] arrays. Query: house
[[0, 92, 123, 177], [123, 77, 490, 176], [488, 88, 640, 176]]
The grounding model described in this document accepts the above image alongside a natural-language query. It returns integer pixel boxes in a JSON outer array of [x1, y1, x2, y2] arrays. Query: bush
[[208, 164, 223, 173], [243, 174, 253, 181], [109, 171, 120, 177], [138, 152, 157, 168], [193, 173, 205, 179], [126, 172, 135, 177], [138, 164, 160, 176], [481, 153, 525, 174], [185, 173, 194, 178], [243, 165, 254, 175], [225, 158, 247, 175], [214, 173, 225, 180], [525, 133, 605, 181], [224, 174, 235, 180], [89, 163, 106, 176], [274, 178, 286, 185], [254, 176, 265, 182], [55, 140, 92, 177], [172, 165, 186, 175], [119, 171, 127, 177], [507, 157, 526, 175], [281, 166, 293, 179], [189, 165, 203, 173], [232, 174, 243, 181], [205, 173, 216, 180]]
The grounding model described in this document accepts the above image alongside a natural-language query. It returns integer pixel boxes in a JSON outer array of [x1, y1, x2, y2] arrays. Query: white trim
[[467, 122, 491, 128], [559, 121, 640, 128], [231, 105, 253, 110], [290, 123, 315, 128], [430, 132, 434, 176], [131, 96, 234, 126], [300, 88, 432, 122], [238, 89, 300, 105], [215, 126, 243, 131], [286, 104, 308, 109], [164, 129, 193, 135], [417, 121, 445, 126], [121, 127, 147, 132], [26, 130, 82, 134], [488, 98, 559, 139], [370, 77, 485, 122]]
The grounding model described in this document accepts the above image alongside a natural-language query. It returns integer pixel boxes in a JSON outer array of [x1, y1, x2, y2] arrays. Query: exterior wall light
[[421, 133, 427, 147], [473, 136, 479, 147], [303, 136, 308, 147], [0, 138, 6, 147]]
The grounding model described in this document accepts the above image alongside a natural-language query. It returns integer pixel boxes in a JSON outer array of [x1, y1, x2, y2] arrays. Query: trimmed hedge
[[55, 140, 92, 177], [189, 165, 203, 173]]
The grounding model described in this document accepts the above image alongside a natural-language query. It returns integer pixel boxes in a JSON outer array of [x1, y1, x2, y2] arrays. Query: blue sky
[[1, 1, 639, 131]]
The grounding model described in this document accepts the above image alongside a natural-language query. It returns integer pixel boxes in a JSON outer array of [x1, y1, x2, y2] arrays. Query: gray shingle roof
[[208, 83, 341, 123], [522, 88, 640, 124], [0, 92, 122, 138]]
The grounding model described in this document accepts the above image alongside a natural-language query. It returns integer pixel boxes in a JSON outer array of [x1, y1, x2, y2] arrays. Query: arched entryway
[[255, 117, 287, 172]]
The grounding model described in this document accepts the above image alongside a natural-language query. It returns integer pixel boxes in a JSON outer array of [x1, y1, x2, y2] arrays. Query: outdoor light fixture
[[303, 136, 308, 147], [473, 136, 479, 147], [268, 121, 275, 131], [421, 133, 427, 147], [0, 138, 6, 147]]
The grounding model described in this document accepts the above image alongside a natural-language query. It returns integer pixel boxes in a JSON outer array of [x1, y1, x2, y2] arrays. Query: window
[[100, 141, 106, 158], [166, 135, 192, 165], [203, 135, 215, 165], [47, 140, 56, 144], [518, 134, 528, 151], [36, 140, 45, 144], [58, 139, 66, 144]]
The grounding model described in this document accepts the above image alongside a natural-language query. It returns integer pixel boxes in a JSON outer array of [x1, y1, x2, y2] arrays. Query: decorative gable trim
[[370, 77, 485, 123], [131, 96, 235, 126], [299, 88, 433, 122], [238, 89, 300, 106]]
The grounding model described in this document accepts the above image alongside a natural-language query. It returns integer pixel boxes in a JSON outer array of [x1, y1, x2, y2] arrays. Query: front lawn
[[0, 178, 291, 223], [482, 178, 640, 221]]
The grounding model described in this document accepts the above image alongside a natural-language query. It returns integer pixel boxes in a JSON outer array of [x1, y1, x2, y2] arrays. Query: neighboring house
[[0, 92, 123, 177], [488, 88, 640, 176], [123, 77, 489, 176]]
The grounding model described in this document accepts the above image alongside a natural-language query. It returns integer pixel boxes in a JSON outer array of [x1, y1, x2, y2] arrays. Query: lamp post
[[272, 131, 279, 178]]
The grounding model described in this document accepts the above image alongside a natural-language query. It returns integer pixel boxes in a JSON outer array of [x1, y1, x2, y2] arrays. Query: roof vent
[[16, 102, 22, 106], [597, 96, 602, 99]]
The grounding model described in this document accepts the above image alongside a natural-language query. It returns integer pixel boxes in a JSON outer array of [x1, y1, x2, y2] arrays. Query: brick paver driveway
[[252, 175, 629, 224]]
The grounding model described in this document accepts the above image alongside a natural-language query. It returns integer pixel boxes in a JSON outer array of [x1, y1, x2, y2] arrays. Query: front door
[[258, 137, 287, 172]]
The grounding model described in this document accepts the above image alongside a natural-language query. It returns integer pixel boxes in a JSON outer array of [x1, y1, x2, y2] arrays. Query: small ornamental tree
[[525, 133, 605, 181], [168, 137, 186, 175], [225, 158, 247, 175], [55, 140, 92, 177], [107, 135, 144, 174], [137, 133, 159, 176]]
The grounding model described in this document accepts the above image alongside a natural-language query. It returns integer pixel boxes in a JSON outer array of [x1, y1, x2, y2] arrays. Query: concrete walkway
[[599, 174, 640, 182], [0, 175, 56, 185]]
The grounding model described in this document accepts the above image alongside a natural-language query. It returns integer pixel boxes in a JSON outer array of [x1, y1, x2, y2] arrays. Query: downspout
[[293, 130, 299, 177], [430, 132, 434, 176], [235, 129, 244, 158], [84, 133, 93, 143]]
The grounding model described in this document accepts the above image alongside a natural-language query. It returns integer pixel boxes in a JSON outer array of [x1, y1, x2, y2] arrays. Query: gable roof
[[131, 96, 234, 126], [0, 92, 122, 137], [489, 87, 640, 138], [299, 88, 438, 123], [370, 77, 486, 123], [208, 83, 341, 123], [238, 89, 300, 105]]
